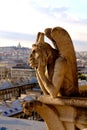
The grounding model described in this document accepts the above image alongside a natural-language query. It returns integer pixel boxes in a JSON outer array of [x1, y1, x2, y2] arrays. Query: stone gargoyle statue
[[29, 26, 79, 98], [23, 27, 87, 130]]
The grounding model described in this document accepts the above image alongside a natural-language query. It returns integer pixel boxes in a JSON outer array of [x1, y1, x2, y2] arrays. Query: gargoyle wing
[[44, 27, 78, 87]]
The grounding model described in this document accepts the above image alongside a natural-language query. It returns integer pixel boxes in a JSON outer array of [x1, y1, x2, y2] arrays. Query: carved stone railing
[[37, 95, 87, 130]]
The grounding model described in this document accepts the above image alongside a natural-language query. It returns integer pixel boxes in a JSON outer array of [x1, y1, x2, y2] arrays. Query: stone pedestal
[[37, 95, 87, 130]]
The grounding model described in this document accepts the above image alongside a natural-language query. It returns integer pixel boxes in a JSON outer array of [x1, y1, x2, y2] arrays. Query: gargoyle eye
[[30, 102, 33, 107], [25, 105, 29, 109], [32, 50, 36, 53]]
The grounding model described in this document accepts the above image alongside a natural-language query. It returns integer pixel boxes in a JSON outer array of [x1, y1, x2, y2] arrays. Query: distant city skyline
[[0, 0, 87, 51]]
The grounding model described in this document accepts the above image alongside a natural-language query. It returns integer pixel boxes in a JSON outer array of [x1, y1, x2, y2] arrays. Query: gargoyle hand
[[37, 56, 47, 73]]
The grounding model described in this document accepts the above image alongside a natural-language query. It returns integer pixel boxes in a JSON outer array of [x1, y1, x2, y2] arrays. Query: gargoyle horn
[[36, 32, 44, 44]]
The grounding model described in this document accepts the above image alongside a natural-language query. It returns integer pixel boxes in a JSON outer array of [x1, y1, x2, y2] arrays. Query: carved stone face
[[29, 43, 49, 69], [29, 44, 42, 68], [22, 101, 34, 116]]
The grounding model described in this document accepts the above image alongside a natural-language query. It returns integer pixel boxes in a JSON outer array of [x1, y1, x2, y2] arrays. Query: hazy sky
[[0, 0, 87, 51]]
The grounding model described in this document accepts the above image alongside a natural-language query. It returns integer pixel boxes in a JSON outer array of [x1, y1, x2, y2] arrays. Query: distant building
[[11, 67, 36, 79], [0, 67, 10, 79], [78, 65, 87, 78], [17, 42, 21, 48], [0, 64, 36, 80]]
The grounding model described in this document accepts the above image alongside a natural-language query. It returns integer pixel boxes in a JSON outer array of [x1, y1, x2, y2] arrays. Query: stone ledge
[[38, 95, 87, 126], [38, 95, 87, 108]]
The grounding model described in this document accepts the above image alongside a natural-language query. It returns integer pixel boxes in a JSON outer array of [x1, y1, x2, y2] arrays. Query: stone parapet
[[37, 95, 87, 130], [38, 95, 87, 108]]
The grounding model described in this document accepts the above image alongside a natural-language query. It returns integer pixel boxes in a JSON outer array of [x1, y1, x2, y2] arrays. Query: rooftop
[[0, 95, 37, 117], [0, 116, 46, 130]]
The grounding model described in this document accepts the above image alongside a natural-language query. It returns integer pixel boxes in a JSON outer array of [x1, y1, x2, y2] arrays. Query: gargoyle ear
[[36, 32, 44, 45]]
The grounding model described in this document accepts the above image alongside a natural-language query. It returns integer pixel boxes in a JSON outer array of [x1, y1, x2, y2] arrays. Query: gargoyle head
[[29, 32, 55, 68], [22, 100, 34, 116]]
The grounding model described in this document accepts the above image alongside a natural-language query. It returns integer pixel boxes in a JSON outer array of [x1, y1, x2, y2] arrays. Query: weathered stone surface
[[38, 95, 87, 108], [23, 96, 87, 130], [29, 27, 79, 98], [25, 27, 87, 130]]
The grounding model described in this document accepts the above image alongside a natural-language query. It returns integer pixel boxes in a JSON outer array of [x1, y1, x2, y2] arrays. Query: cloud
[[73, 40, 87, 52], [30, 0, 87, 26], [0, 0, 87, 51], [0, 31, 36, 41], [77, 18, 87, 25], [29, 1, 68, 18], [0, 31, 87, 52], [0, 31, 36, 48], [32, 4, 68, 14], [29, 0, 87, 29]]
